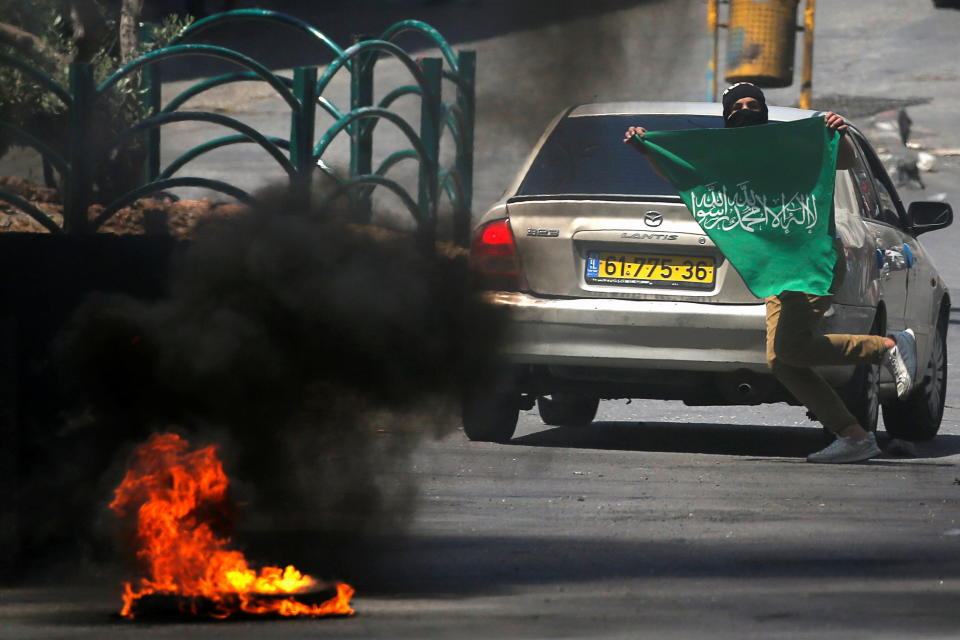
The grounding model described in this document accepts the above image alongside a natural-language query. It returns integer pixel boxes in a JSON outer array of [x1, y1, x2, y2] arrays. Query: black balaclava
[[721, 82, 769, 128]]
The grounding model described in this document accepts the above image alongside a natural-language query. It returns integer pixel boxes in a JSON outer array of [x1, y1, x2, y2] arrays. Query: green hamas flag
[[640, 117, 841, 298]]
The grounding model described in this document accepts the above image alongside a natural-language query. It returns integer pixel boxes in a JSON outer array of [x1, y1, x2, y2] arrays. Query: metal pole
[[454, 50, 476, 247], [417, 57, 442, 249], [290, 66, 318, 205], [65, 63, 94, 234], [799, 0, 816, 110], [350, 35, 374, 222], [707, 0, 719, 102], [140, 22, 161, 184]]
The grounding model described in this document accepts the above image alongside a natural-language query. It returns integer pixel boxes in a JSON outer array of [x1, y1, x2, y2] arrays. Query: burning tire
[[536, 394, 599, 427], [110, 433, 355, 619]]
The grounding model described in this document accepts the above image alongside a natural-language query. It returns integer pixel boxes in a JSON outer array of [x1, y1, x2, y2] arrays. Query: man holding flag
[[623, 83, 917, 464]]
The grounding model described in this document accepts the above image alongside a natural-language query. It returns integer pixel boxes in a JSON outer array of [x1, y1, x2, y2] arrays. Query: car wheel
[[462, 383, 520, 443], [536, 394, 599, 427], [836, 314, 883, 435], [882, 311, 947, 441]]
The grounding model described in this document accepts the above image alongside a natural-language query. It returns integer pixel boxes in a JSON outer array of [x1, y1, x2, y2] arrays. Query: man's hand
[[823, 111, 848, 135], [623, 125, 648, 152]]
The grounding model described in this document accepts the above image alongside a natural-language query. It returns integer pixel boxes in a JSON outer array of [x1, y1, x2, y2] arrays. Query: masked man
[[623, 82, 917, 464]]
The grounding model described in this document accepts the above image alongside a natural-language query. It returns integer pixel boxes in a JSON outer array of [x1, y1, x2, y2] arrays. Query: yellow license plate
[[585, 252, 716, 288]]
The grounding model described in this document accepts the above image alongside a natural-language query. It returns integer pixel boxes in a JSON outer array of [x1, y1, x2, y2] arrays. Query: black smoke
[[41, 185, 503, 572]]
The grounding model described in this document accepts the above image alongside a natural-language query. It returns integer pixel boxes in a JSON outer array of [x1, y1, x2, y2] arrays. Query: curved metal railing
[[376, 20, 476, 241], [172, 9, 347, 63], [0, 10, 476, 244]]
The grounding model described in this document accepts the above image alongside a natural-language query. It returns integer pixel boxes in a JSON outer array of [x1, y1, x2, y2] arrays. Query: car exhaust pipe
[[717, 370, 775, 405]]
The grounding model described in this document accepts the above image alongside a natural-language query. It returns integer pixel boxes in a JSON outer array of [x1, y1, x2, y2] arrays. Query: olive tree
[[0, 0, 190, 206]]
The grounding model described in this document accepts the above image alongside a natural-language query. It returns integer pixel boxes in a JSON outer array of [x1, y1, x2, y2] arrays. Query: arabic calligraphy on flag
[[640, 117, 841, 297], [691, 180, 820, 234]]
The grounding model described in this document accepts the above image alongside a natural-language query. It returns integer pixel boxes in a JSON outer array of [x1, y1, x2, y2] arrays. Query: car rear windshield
[[515, 114, 723, 198]]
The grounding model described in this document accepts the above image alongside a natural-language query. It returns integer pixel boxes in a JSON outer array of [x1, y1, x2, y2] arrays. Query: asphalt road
[[4, 410, 960, 639], [5, 1, 960, 638]]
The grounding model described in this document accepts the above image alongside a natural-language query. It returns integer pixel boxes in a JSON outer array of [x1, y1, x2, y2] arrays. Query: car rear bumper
[[488, 291, 772, 372]]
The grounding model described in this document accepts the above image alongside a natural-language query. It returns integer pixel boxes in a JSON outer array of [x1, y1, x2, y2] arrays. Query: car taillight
[[469, 218, 527, 291]]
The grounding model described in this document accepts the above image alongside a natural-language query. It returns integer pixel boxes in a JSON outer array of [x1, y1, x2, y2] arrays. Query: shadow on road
[[341, 535, 960, 599], [510, 421, 960, 461], [26, 532, 960, 619]]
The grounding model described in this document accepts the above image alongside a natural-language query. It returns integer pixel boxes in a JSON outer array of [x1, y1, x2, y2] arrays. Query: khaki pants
[[764, 292, 887, 434]]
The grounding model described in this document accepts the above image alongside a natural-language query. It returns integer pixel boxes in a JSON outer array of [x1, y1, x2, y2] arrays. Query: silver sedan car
[[464, 102, 953, 443]]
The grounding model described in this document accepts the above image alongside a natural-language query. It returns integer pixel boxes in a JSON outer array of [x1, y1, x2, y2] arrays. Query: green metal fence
[[0, 10, 476, 245]]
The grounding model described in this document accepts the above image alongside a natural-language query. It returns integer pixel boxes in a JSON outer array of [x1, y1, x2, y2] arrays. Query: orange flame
[[109, 432, 355, 619]]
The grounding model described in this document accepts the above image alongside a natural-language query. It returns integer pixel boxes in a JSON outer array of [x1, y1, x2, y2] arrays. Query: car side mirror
[[908, 201, 953, 235]]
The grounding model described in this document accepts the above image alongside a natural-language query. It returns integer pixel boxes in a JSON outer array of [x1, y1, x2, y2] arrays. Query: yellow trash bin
[[725, 0, 800, 88]]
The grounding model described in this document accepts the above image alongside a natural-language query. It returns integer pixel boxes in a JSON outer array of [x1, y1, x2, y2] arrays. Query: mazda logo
[[644, 211, 663, 227]]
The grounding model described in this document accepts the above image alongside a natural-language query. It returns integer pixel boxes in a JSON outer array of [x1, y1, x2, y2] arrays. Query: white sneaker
[[884, 329, 917, 399], [806, 433, 881, 464]]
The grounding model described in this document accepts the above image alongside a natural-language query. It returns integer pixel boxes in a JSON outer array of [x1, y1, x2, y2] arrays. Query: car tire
[[882, 310, 948, 441], [462, 383, 520, 443], [836, 314, 883, 435], [536, 394, 599, 427]]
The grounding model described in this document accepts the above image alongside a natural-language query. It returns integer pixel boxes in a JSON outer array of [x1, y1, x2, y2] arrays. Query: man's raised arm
[[823, 111, 855, 170], [623, 125, 669, 180]]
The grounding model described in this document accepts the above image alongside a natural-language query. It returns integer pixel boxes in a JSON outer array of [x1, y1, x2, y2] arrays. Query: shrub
[[0, 1, 192, 208]]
